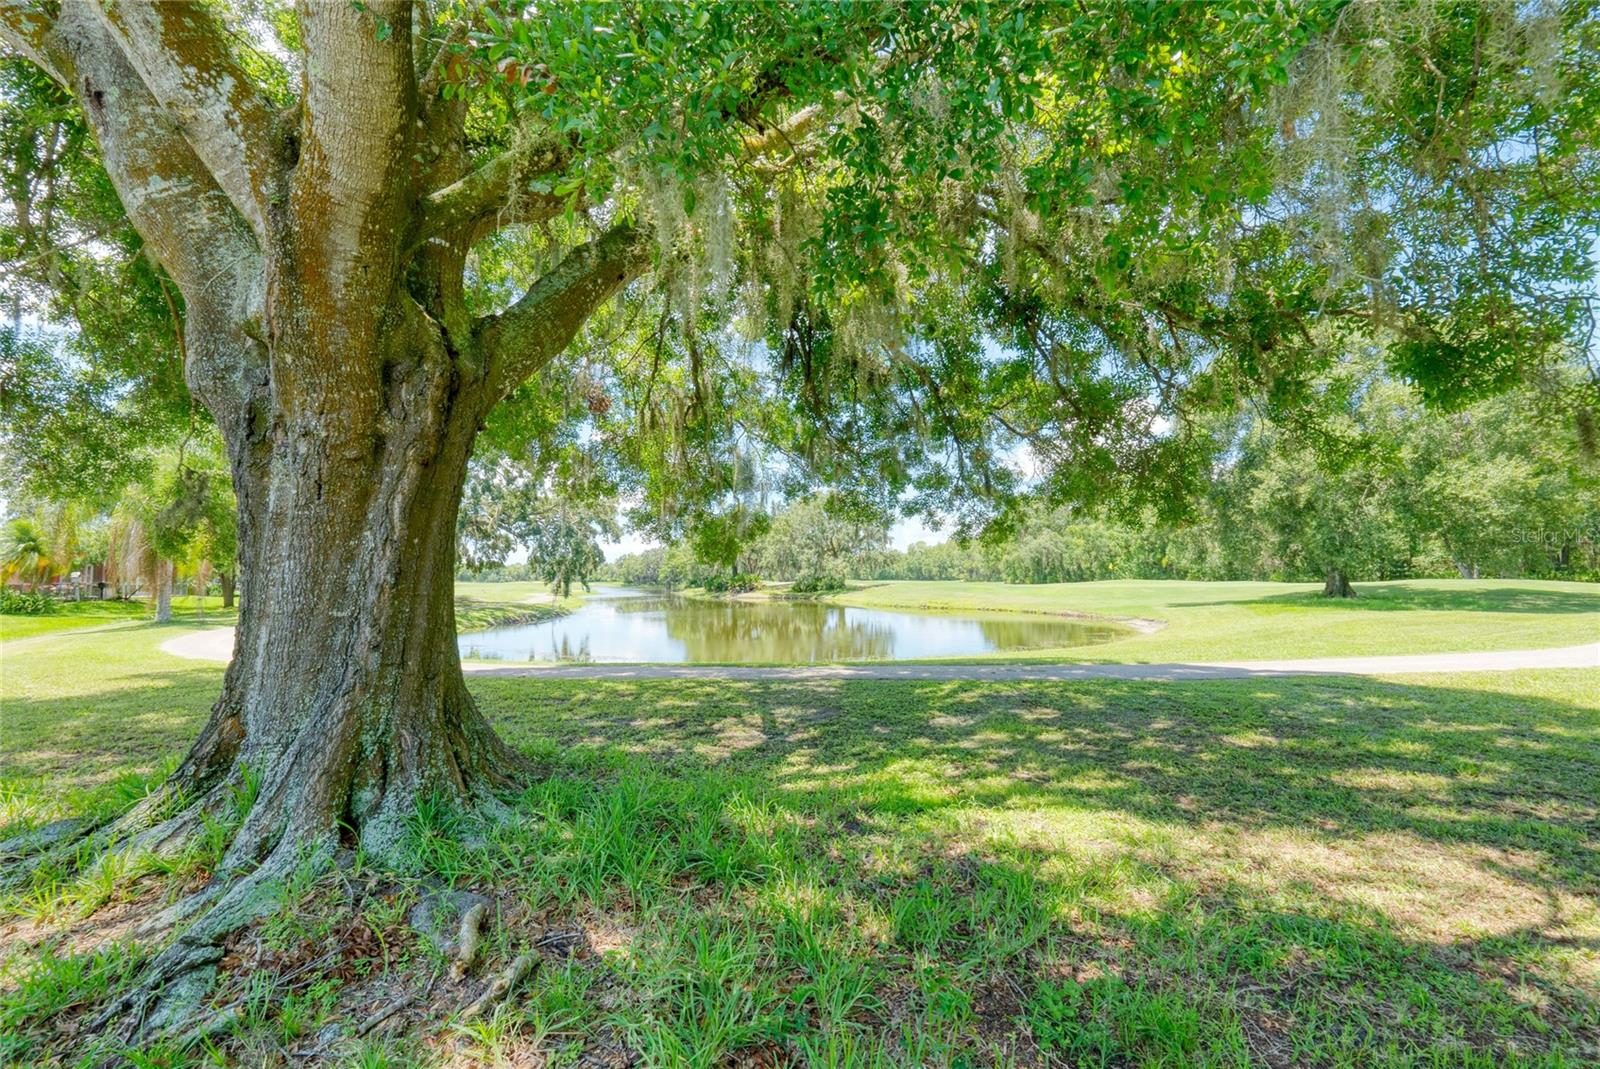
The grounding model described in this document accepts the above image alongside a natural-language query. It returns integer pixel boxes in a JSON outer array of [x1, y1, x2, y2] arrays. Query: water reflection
[[661, 599, 897, 662], [458, 587, 1122, 663]]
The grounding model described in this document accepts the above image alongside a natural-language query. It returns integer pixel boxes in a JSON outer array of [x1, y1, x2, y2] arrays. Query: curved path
[[160, 627, 1600, 681]]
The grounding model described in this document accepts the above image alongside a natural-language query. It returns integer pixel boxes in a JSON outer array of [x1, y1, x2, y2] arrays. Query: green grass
[[0, 596, 232, 642], [824, 578, 1600, 661], [453, 582, 584, 631], [454, 579, 579, 607], [3, 621, 1598, 1066], [0, 582, 578, 646]]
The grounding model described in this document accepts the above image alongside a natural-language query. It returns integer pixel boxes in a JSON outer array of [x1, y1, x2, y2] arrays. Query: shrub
[[702, 573, 760, 594], [789, 574, 846, 594], [0, 589, 58, 615]]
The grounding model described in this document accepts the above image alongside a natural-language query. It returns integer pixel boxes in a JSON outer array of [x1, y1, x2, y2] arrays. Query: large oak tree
[[2, 0, 1595, 1035]]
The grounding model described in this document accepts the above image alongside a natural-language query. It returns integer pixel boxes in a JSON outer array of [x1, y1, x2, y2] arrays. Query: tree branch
[[26, 5, 260, 309], [739, 99, 830, 156], [290, 0, 415, 299], [417, 13, 472, 105], [416, 129, 571, 245], [0, 0, 64, 84], [1, 1, 264, 419], [93, 1, 283, 245], [478, 224, 651, 396]]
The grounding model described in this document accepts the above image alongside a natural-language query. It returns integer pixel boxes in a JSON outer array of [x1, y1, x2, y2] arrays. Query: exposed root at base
[[450, 901, 488, 980], [85, 792, 524, 1049], [7, 738, 534, 1053], [87, 826, 336, 1045], [12, 837, 613, 1066], [461, 951, 538, 1020], [0, 787, 210, 895]]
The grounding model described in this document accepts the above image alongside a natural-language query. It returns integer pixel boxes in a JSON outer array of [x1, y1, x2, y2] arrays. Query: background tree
[[525, 499, 616, 599], [456, 457, 546, 574], [862, 368, 1600, 588], [1406, 385, 1599, 578], [756, 495, 890, 582], [0, 498, 98, 589], [457, 444, 618, 596], [0, 62, 193, 502], [604, 545, 669, 588], [0, 513, 51, 588], [113, 444, 233, 620], [1, 0, 1595, 1037], [1246, 439, 1408, 597], [687, 506, 771, 584]]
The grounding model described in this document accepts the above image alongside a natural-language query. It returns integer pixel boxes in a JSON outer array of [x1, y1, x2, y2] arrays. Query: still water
[[458, 586, 1122, 663]]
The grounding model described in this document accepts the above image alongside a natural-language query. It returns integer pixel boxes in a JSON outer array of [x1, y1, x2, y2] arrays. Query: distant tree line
[[22, 355, 1592, 607], [606, 375, 1600, 592]]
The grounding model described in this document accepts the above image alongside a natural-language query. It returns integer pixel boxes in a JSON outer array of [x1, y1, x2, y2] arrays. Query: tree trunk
[[1322, 568, 1354, 598], [0, 5, 648, 1037], [167, 330, 525, 872], [73, 281, 576, 1042], [155, 558, 173, 621], [219, 571, 235, 609]]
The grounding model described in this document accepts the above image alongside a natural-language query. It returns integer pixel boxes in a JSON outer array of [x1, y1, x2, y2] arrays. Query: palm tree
[[105, 510, 156, 600], [0, 517, 54, 590]]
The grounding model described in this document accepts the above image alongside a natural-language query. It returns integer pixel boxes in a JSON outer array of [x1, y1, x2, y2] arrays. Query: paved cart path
[[160, 627, 1600, 680]]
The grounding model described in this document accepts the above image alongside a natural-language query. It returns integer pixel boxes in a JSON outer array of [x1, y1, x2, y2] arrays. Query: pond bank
[[452, 597, 573, 632], [673, 581, 1167, 634], [161, 626, 1600, 678]]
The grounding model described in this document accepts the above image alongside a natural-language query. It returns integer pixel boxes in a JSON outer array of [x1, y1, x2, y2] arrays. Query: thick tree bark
[[1322, 568, 1354, 598], [165, 305, 533, 870], [219, 571, 235, 610], [77, 308, 537, 1037]]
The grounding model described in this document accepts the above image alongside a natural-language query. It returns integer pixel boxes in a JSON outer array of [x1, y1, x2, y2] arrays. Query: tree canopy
[[468, 0, 1600, 535], [7, 0, 1596, 539]]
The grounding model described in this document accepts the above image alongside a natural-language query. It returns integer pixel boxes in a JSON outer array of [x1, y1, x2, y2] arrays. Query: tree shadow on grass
[[0, 667, 217, 829], [9, 665, 1595, 897], [830, 853, 1600, 1065], [4, 666, 1599, 1064], [479, 671, 1600, 899], [474, 671, 1600, 1063], [480, 675, 1600, 940]]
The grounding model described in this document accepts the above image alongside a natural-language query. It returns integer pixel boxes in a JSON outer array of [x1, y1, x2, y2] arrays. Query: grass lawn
[[3, 622, 1597, 1066], [0, 582, 581, 646], [0, 596, 234, 642], [453, 582, 585, 631], [824, 578, 1600, 662]]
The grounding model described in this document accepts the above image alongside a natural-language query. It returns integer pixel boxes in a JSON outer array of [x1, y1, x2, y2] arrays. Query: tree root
[[176, 1005, 242, 1052], [89, 830, 332, 1046], [356, 990, 419, 1037], [0, 764, 249, 895], [0, 815, 106, 861], [12, 731, 529, 1054], [131, 882, 227, 943], [461, 951, 537, 1020], [450, 902, 488, 980]]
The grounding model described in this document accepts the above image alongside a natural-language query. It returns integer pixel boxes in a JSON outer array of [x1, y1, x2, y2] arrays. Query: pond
[[458, 586, 1124, 663]]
